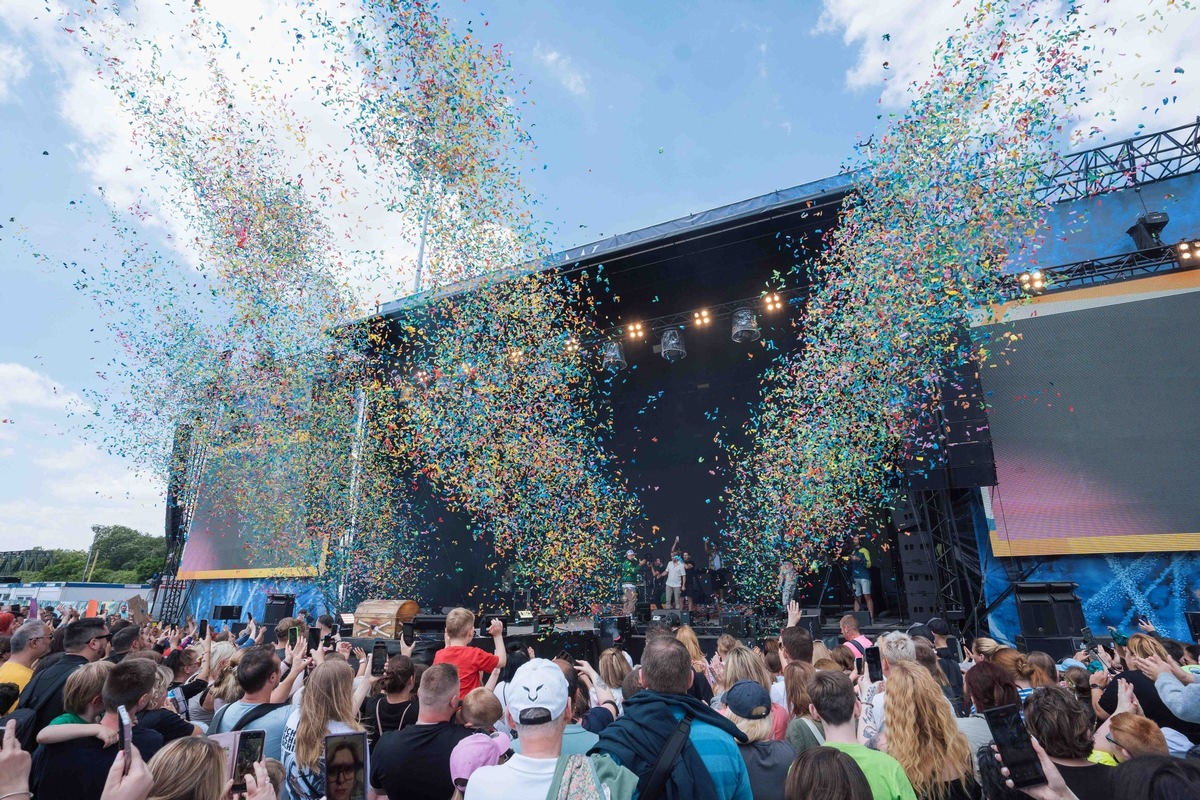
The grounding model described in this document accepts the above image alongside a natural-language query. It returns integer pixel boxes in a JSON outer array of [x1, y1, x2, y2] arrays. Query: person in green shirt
[[807, 670, 917, 800]]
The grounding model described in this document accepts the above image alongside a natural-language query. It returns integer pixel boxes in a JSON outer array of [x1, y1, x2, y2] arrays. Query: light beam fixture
[[692, 309, 711, 326], [764, 293, 783, 312], [660, 329, 686, 363], [600, 341, 627, 371], [1017, 269, 1046, 295], [731, 308, 761, 343], [627, 322, 645, 340]]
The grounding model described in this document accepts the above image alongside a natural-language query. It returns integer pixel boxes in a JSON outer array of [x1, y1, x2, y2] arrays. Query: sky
[[0, 0, 1196, 552]]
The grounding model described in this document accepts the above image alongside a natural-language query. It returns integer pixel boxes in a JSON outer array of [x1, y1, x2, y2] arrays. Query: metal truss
[[1005, 246, 1191, 296], [0, 550, 56, 576], [909, 488, 974, 621], [1038, 119, 1200, 204], [153, 578, 192, 625]]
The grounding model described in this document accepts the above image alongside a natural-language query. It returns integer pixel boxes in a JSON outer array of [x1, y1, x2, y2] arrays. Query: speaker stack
[[261, 593, 295, 643], [1014, 582, 1087, 659]]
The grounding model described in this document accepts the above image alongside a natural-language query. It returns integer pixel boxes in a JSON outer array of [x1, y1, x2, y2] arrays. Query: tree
[[38, 551, 88, 581], [88, 525, 166, 581]]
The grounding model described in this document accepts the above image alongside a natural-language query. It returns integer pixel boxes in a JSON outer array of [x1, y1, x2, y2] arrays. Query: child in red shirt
[[433, 608, 507, 698]]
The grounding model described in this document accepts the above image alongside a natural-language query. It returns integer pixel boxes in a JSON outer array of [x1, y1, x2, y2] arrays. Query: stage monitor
[[976, 271, 1200, 556]]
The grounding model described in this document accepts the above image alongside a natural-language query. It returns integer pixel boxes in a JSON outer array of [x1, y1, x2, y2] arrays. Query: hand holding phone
[[864, 646, 884, 683], [287, 626, 299, 649], [231, 729, 265, 793], [117, 705, 133, 776], [198, 619, 209, 640], [983, 705, 1046, 789], [371, 641, 388, 677], [854, 657, 864, 675]]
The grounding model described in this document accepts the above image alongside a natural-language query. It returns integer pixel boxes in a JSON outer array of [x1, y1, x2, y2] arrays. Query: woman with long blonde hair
[[719, 645, 788, 741], [282, 660, 364, 800], [598, 647, 632, 705], [675, 625, 715, 700], [881, 661, 979, 800]]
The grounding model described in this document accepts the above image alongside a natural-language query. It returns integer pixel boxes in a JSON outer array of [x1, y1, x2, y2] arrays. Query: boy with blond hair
[[433, 608, 506, 698]]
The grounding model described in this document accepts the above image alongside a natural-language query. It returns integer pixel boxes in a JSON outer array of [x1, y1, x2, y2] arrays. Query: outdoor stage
[[164, 120, 1200, 647]]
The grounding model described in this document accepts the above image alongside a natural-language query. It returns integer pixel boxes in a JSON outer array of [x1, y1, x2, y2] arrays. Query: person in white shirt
[[464, 659, 569, 800], [665, 555, 687, 610]]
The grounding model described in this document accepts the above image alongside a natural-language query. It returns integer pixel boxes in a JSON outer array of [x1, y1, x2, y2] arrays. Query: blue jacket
[[590, 689, 752, 800]]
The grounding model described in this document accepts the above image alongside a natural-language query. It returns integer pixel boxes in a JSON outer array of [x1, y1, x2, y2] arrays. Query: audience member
[[593, 636, 753, 800], [434, 609, 507, 698], [31, 657, 163, 800], [1098, 634, 1200, 742], [719, 645, 789, 740], [18, 617, 110, 735], [807, 670, 916, 800], [990, 649, 1038, 702], [450, 732, 512, 799], [106, 625, 145, 664], [861, 632, 916, 743], [282, 660, 364, 800], [371, 662, 473, 800], [361, 653, 419, 746], [1023, 685, 1113, 798], [785, 746, 874, 800], [723, 680, 795, 799], [461, 686, 503, 734], [1110, 754, 1200, 799], [0, 622, 48, 713], [879, 661, 979, 799], [208, 644, 292, 762], [783, 661, 823, 755], [1026, 652, 1058, 688], [830, 645, 856, 675], [146, 735, 275, 800], [599, 646, 632, 707], [912, 638, 963, 716], [957, 661, 1017, 759], [1104, 711, 1170, 760], [840, 616, 873, 659], [138, 665, 202, 742]]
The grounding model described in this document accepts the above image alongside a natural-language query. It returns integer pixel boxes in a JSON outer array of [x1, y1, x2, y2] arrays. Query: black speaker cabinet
[[1015, 582, 1084, 637], [262, 593, 295, 626]]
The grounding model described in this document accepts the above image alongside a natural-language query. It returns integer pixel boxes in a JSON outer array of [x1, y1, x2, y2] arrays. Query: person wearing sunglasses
[[0, 621, 50, 712], [16, 618, 110, 735]]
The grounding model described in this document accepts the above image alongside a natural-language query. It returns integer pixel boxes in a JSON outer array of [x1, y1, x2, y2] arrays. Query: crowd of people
[[2, 602, 1200, 800]]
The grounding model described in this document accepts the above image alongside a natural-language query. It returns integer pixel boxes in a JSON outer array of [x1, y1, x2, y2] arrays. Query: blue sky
[[1, 0, 1195, 551]]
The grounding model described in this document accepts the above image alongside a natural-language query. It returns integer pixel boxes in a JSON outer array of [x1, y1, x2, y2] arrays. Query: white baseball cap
[[505, 658, 569, 725]]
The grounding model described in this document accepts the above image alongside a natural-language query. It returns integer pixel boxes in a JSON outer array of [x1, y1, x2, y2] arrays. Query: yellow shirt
[[0, 661, 33, 713]]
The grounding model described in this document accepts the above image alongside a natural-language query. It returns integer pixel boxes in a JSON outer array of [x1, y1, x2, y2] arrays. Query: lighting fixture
[[660, 329, 686, 363], [1017, 269, 1046, 295], [692, 309, 711, 326], [731, 308, 761, 343], [565, 336, 580, 353], [627, 322, 645, 340], [1178, 239, 1200, 261], [764, 293, 783, 312], [600, 341, 627, 371]]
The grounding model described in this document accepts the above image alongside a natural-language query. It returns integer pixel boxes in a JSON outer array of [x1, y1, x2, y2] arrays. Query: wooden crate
[[352, 599, 420, 640]]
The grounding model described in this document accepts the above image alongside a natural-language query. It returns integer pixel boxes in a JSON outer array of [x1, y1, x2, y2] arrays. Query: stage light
[[764, 293, 783, 312], [1178, 240, 1200, 262], [660, 329, 687, 363], [414, 369, 431, 387], [564, 336, 580, 353], [1018, 269, 1045, 296], [731, 308, 761, 343], [692, 309, 711, 326], [507, 348, 524, 364], [1127, 211, 1169, 251], [600, 341, 627, 371], [627, 322, 645, 340]]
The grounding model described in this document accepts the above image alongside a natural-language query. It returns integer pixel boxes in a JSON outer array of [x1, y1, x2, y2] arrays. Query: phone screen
[[232, 729, 266, 793], [287, 626, 299, 648], [854, 657, 864, 675], [864, 646, 884, 683], [117, 705, 133, 775], [372, 641, 388, 677], [198, 619, 209, 640], [169, 688, 188, 716], [983, 705, 1046, 789], [307, 628, 321, 653], [324, 731, 369, 800]]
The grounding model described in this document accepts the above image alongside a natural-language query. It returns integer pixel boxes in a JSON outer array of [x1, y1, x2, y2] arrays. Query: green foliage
[[9, 526, 166, 583], [38, 551, 88, 581]]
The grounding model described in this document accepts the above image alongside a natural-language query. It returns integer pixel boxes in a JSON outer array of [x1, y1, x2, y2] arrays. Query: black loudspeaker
[[1185, 612, 1200, 643], [679, 611, 692, 627], [891, 500, 919, 531], [1015, 635, 1080, 661], [211, 605, 243, 621], [411, 615, 448, 638], [1015, 582, 1085, 637], [263, 594, 294, 625], [651, 610, 681, 627], [795, 613, 822, 640], [722, 612, 755, 638], [634, 602, 653, 623], [851, 610, 872, 631], [599, 616, 633, 649]]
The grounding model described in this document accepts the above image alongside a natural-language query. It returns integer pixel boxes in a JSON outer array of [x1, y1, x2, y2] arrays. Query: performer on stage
[[848, 533, 874, 623], [643, 556, 665, 605], [704, 537, 726, 609], [777, 559, 797, 612], [620, 549, 641, 615], [664, 552, 686, 610]]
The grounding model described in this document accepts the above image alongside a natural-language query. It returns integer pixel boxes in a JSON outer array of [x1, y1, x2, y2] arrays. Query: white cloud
[[533, 42, 589, 97], [0, 40, 29, 102], [817, 0, 1200, 143], [0, 363, 85, 414]]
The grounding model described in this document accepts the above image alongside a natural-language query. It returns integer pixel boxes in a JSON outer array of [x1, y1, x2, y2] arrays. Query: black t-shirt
[[360, 696, 419, 747], [139, 707, 194, 743], [31, 724, 163, 800], [1099, 670, 1200, 742], [1055, 762, 1114, 799], [371, 721, 472, 800], [689, 668, 714, 704]]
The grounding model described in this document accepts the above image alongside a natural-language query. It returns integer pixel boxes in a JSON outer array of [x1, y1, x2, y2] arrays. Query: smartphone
[[556, 649, 573, 663], [247, 612, 253, 623], [198, 619, 209, 640], [864, 646, 884, 683], [231, 729, 266, 793], [854, 657, 864, 675], [287, 626, 299, 649], [983, 704, 1046, 789], [372, 641, 388, 677], [324, 731, 369, 800], [946, 635, 962, 661], [168, 687, 188, 716], [307, 628, 321, 653], [117, 705, 133, 775]]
